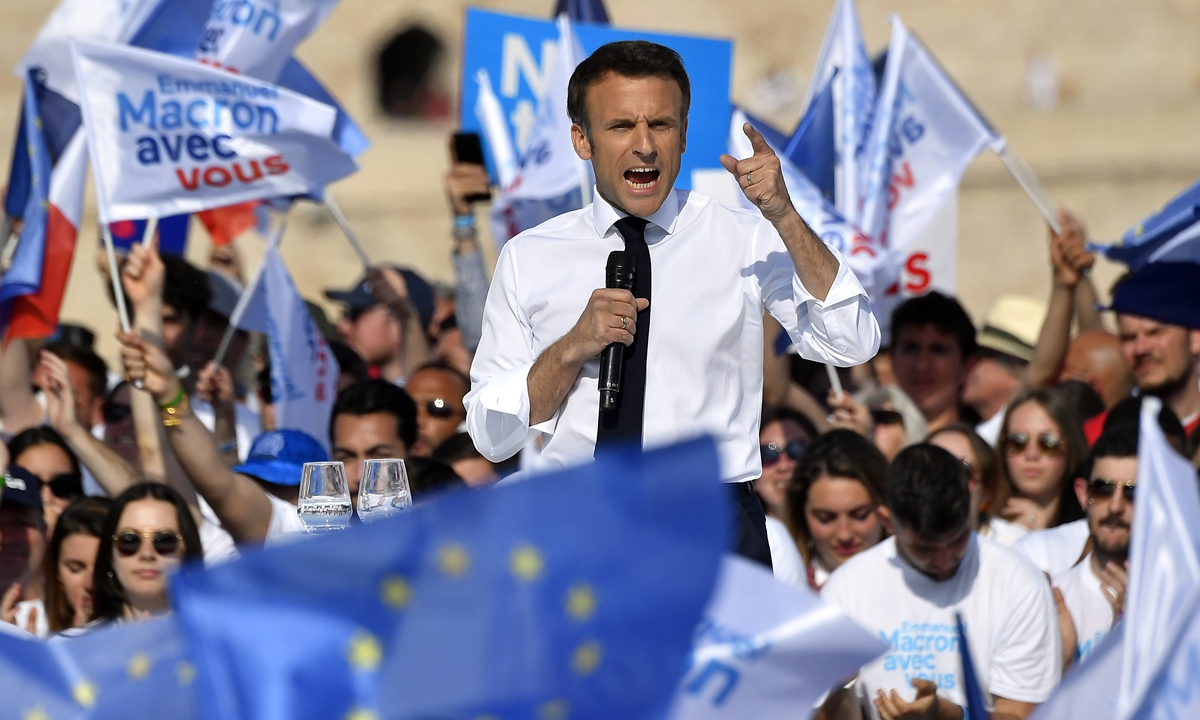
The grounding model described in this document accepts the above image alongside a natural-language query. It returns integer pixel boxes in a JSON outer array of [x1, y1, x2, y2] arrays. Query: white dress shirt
[[465, 188, 880, 482]]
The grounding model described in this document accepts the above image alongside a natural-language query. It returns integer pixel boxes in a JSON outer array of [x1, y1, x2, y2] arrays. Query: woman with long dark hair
[[91, 483, 202, 623], [8, 426, 83, 536], [39, 497, 112, 633]]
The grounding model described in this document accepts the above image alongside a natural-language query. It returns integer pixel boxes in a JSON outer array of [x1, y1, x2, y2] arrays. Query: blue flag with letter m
[[170, 437, 729, 720]]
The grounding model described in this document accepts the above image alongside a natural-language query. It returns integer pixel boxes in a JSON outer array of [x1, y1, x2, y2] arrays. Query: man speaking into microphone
[[465, 41, 880, 565]]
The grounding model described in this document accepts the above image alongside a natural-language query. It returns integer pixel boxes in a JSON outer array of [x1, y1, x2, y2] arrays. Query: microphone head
[[605, 250, 635, 290]]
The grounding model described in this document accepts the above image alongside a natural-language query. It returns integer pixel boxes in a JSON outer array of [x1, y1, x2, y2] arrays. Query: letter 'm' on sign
[[500, 34, 557, 99]]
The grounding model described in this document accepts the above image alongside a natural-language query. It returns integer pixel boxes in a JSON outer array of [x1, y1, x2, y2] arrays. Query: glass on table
[[357, 458, 412, 523], [297, 461, 352, 533]]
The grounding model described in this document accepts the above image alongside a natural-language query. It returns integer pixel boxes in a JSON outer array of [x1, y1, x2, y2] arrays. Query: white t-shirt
[[265, 493, 304, 544], [1014, 519, 1089, 577], [1053, 552, 1114, 663], [981, 517, 1029, 547], [976, 406, 1005, 448], [765, 516, 804, 586], [822, 535, 1061, 719]]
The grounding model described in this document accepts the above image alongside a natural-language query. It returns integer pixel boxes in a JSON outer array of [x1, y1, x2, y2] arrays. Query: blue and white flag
[[236, 243, 339, 452], [1102, 177, 1200, 270], [194, 0, 341, 81], [1117, 397, 1200, 717], [474, 68, 520, 190], [1125, 588, 1200, 720], [71, 40, 357, 223], [489, 14, 593, 249], [669, 555, 887, 719], [790, 0, 876, 222]]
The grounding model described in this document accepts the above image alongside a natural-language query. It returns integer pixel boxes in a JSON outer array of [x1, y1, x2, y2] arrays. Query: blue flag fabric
[[1103, 177, 1200, 270], [109, 214, 190, 256], [4, 70, 81, 221], [1, 73, 56, 308], [956, 613, 990, 720], [554, 0, 610, 23], [785, 74, 837, 203], [171, 437, 729, 720], [1, 616, 200, 720]]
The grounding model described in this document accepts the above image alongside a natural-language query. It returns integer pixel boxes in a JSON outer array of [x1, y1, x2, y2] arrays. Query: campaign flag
[[0, 615, 201, 720], [1125, 588, 1200, 720], [474, 69, 520, 189], [790, 0, 876, 220], [1101, 177, 1200, 270], [109, 214, 191, 256], [195, 0, 341, 81], [71, 40, 357, 223], [1, 72, 87, 341], [1115, 397, 1200, 717], [234, 244, 338, 451], [12, 0, 144, 102], [669, 555, 887, 719], [554, 0, 610, 24], [490, 14, 594, 248], [171, 437, 728, 720], [460, 9, 732, 191], [955, 613, 990, 720]]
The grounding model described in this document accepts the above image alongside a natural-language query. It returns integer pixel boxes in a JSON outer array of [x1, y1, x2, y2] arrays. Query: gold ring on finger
[[746, 172, 753, 186], [620, 316, 627, 330]]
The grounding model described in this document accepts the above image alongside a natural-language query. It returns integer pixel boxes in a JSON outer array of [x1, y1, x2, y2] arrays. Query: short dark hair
[[330, 379, 418, 451], [431, 432, 484, 464], [760, 405, 818, 445], [890, 291, 977, 360], [1077, 426, 1140, 483], [405, 456, 466, 499], [161, 254, 211, 319], [330, 340, 368, 384], [8, 426, 82, 494], [567, 40, 691, 141], [787, 430, 888, 564], [885, 444, 973, 538], [45, 341, 108, 402], [410, 360, 470, 398], [91, 483, 203, 623], [42, 496, 111, 632], [1104, 396, 1187, 452]]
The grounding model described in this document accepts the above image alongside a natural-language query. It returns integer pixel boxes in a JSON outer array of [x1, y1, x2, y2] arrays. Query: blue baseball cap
[[1109, 261, 1200, 330], [1, 467, 43, 510], [232, 430, 328, 487], [324, 266, 435, 331]]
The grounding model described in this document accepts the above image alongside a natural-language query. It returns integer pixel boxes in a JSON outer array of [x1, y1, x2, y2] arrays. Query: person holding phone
[[443, 133, 492, 357]]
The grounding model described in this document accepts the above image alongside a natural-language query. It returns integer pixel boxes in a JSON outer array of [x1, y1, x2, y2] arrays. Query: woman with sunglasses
[[8, 426, 83, 537], [754, 407, 816, 584], [995, 387, 1088, 531], [927, 423, 1028, 546], [91, 483, 203, 624], [785, 430, 888, 591]]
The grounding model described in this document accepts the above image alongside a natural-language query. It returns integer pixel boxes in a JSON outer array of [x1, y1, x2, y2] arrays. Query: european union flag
[[171, 437, 729, 720], [1, 616, 200, 720], [956, 613, 989, 720], [1104, 177, 1200, 270]]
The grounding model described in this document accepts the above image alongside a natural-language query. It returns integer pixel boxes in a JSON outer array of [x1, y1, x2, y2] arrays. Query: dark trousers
[[728, 481, 773, 570]]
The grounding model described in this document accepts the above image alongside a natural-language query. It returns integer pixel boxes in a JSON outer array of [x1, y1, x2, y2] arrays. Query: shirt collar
[[590, 186, 681, 240]]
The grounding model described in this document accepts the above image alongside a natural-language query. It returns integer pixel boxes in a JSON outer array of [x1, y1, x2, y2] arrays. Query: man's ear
[[680, 118, 688, 154], [1074, 477, 1089, 511], [571, 123, 592, 161], [1189, 329, 1200, 356], [878, 505, 894, 535]]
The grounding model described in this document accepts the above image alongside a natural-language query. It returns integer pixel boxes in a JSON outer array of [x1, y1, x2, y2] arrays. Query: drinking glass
[[297, 461, 352, 533], [357, 459, 412, 523]]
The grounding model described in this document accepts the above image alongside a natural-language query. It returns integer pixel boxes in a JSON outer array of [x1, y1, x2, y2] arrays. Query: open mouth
[[624, 167, 660, 190]]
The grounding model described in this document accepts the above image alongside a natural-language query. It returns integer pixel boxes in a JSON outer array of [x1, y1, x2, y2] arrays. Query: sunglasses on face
[[760, 440, 805, 467], [113, 529, 185, 558], [422, 398, 463, 419], [871, 409, 904, 426], [39, 473, 81, 500], [102, 400, 132, 424], [1004, 431, 1063, 456], [1088, 478, 1136, 502]]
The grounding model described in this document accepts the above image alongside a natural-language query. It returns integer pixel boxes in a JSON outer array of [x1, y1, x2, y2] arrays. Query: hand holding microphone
[[599, 250, 636, 412]]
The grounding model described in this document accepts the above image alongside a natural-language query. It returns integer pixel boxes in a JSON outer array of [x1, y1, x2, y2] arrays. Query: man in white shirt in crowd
[[1053, 428, 1135, 668], [821, 444, 1060, 720], [466, 40, 879, 566]]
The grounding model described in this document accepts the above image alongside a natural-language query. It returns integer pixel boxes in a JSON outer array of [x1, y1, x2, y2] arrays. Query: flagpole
[[323, 194, 371, 269], [102, 224, 132, 334], [142, 215, 158, 246], [996, 145, 1062, 235], [211, 218, 287, 370], [825, 364, 845, 403]]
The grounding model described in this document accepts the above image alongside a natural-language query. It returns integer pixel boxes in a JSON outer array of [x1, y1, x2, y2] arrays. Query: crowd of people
[[0, 36, 1197, 720]]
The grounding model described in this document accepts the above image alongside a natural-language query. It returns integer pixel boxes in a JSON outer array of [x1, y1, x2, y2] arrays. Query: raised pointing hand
[[718, 122, 795, 224]]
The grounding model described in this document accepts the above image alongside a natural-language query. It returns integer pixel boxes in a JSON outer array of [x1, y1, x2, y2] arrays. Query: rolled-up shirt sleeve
[[758, 229, 881, 366], [464, 245, 554, 461]]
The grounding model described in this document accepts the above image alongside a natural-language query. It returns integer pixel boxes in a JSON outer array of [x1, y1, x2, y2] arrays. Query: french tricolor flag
[[1, 70, 86, 341]]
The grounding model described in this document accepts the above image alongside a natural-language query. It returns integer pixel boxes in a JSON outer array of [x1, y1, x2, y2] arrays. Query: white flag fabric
[[71, 39, 356, 223], [489, 14, 593, 250], [1117, 397, 1200, 717], [474, 68, 519, 190], [1126, 588, 1200, 720], [669, 555, 887, 719], [235, 243, 339, 452], [14, 0, 146, 101], [728, 108, 894, 302], [1028, 621, 1125, 720], [858, 17, 999, 253], [800, 0, 876, 223], [194, 0, 341, 81]]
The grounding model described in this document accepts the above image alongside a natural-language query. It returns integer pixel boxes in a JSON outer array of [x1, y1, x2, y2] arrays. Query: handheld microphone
[[599, 250, 635, 412]]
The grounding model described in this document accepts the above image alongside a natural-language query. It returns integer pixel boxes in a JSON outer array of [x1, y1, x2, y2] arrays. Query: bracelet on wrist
[[218, 439, 238, 454], [157, 384, 185, 410], [453, 214, 475, 229], [160, 391, 190, 428]]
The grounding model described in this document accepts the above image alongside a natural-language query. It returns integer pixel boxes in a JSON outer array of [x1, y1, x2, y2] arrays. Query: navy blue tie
[[596, 216, 651, 450]]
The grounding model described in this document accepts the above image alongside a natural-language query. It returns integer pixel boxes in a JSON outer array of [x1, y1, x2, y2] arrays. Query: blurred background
[[3, 0, 1200, 364]]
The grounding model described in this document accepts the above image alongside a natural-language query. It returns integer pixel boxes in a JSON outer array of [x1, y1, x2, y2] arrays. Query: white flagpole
[[142, 215, 158, 247], [826, 364, 845, 403], [211, 217, 288, 370], [996, 145, 1062, 235], [102, 224, 132, 334], [323, 194, 371, 269]]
